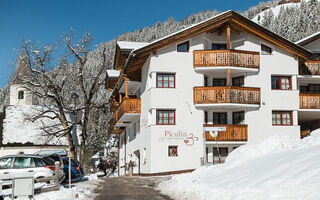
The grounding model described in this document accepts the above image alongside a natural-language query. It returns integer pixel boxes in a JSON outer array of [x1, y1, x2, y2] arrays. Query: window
[[204, 76, 208, 87], [177, 41, 189, 52], [300, 85, 308, 93], [233, 111, 245, 125], [212, 43, 227, 50], [204, 111, 208, 124], [156, 73, 175, 88], [213, 113, 227, 125], [261, 44, 272, 55], [212, 79, 226, 86], [309, 84, 320, 94], [213, 147, 228, 164], [34, 158, 46, 167], [168, 146, 178, 157], [132, 122, 136, 138], [156, 110, 175, 125], [300, 84, 320, 94], [0, 157, 12, 169], [232, 76, 244, 87], [13, 157, 34, 168], [271, 76, 291, 90], [18, 91, 24, 99], [272, 111, 292, 126]]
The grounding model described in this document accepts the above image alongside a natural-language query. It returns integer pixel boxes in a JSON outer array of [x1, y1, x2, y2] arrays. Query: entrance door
[[134, 150, 140, 175]]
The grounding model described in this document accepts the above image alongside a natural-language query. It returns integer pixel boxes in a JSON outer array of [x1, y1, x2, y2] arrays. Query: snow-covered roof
[[106, 70, 120, 78], [2, 105, 80, 146], [127, 10, 310, 62], [296, 31, 320, 46], [117, 41, 150, 50]]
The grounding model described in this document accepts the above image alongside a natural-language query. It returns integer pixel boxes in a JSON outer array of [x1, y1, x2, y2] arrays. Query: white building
[[0, 49, 80, 157], [106, 10, 319, 176]]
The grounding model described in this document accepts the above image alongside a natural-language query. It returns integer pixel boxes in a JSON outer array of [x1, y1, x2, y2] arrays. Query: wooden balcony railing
[[193, 50, 260, 68], [301, 130, 311, 138], [299, 94, 320, 109], [117, 98, 141, 121], [194, 86, 260, 105], [204, 124, 248, 141], [299, 61, 320, 75]]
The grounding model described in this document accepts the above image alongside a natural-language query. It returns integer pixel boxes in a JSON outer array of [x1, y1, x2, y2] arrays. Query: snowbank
[[158, 130, 320, 200], [2, 173, 102, 200]]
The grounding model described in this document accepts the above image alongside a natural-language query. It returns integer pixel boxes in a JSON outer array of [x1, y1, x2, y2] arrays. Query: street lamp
[[68, 92, 79, 188]]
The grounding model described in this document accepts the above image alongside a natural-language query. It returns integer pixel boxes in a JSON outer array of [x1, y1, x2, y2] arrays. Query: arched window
[[18, 91, 24, 99]]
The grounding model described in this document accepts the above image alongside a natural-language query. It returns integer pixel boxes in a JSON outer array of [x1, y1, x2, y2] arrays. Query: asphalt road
[[94, 176, 173, 200]]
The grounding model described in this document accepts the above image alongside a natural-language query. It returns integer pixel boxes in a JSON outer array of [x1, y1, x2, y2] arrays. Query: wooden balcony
[[193, 50, 260, 68], [299, 61, 320, 75], [113, 98, 141, 123], [299, 94, 320, 109], [194, 86, 260, 105], [204, 124, 248, 142], [301, 130, 311, 139]]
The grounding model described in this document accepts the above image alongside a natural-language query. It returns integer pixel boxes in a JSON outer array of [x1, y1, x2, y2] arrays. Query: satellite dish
[[210, 131, 218, 138]]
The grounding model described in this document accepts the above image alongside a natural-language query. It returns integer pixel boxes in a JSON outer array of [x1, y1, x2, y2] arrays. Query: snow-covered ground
[[2, 173, 103, 200], [252, 2, 301, 23], [158, 130, 320, 200], [251, 0, 320, 24]]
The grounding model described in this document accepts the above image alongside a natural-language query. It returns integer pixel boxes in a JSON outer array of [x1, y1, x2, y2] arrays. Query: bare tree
[[19, 40, 78, 159], [64, 32, 111, 165]]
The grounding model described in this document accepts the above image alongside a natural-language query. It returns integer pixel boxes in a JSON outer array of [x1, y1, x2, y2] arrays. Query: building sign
[[158, 130, 199, 146]]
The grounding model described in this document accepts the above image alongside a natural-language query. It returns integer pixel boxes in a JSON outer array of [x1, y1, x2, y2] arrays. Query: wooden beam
[[227, 25, 231, 49]]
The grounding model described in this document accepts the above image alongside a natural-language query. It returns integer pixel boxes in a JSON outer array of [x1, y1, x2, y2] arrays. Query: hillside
[[249, 0, 320, 42], [158, 131, 320, 200]]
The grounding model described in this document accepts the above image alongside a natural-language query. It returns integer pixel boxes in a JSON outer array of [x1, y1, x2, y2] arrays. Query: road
[[94, 176, 173, 200]]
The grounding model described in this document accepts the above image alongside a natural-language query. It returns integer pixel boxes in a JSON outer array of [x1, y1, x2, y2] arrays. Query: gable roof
[[11, 49, 30, 85], [296, 31, 320, 46], [122, 10, 312, 73]]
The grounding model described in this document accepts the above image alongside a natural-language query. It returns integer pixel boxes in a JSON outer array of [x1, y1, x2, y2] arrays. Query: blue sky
[[0, 0, 264, 88]]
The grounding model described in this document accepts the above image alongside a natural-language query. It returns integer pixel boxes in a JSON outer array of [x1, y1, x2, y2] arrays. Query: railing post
[[125, 81, 128, 98]]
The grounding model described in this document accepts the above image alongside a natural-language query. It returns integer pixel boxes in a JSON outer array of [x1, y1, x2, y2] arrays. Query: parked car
[[62, 157, 84, 179], [0, 154, 65, 185], [34, 153, 64, 173]]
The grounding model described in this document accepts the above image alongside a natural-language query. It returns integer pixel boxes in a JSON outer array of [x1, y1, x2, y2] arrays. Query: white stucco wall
[[118, 30, 303, 175], [9, 84, 32, 106]]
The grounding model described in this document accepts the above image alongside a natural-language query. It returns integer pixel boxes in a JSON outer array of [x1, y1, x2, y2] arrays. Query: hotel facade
[[106, 11, 320, 176]]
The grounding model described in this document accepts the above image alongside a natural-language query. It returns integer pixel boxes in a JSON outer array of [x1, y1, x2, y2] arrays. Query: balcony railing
[[204, 124, 248, 141], [193, 50, 260, 68], [117, 98, 141, 121], [299, 61, 320, 75], [194, 86, 260, 105], [301, 130, 311, 138], [299, 94, 320, 109]]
